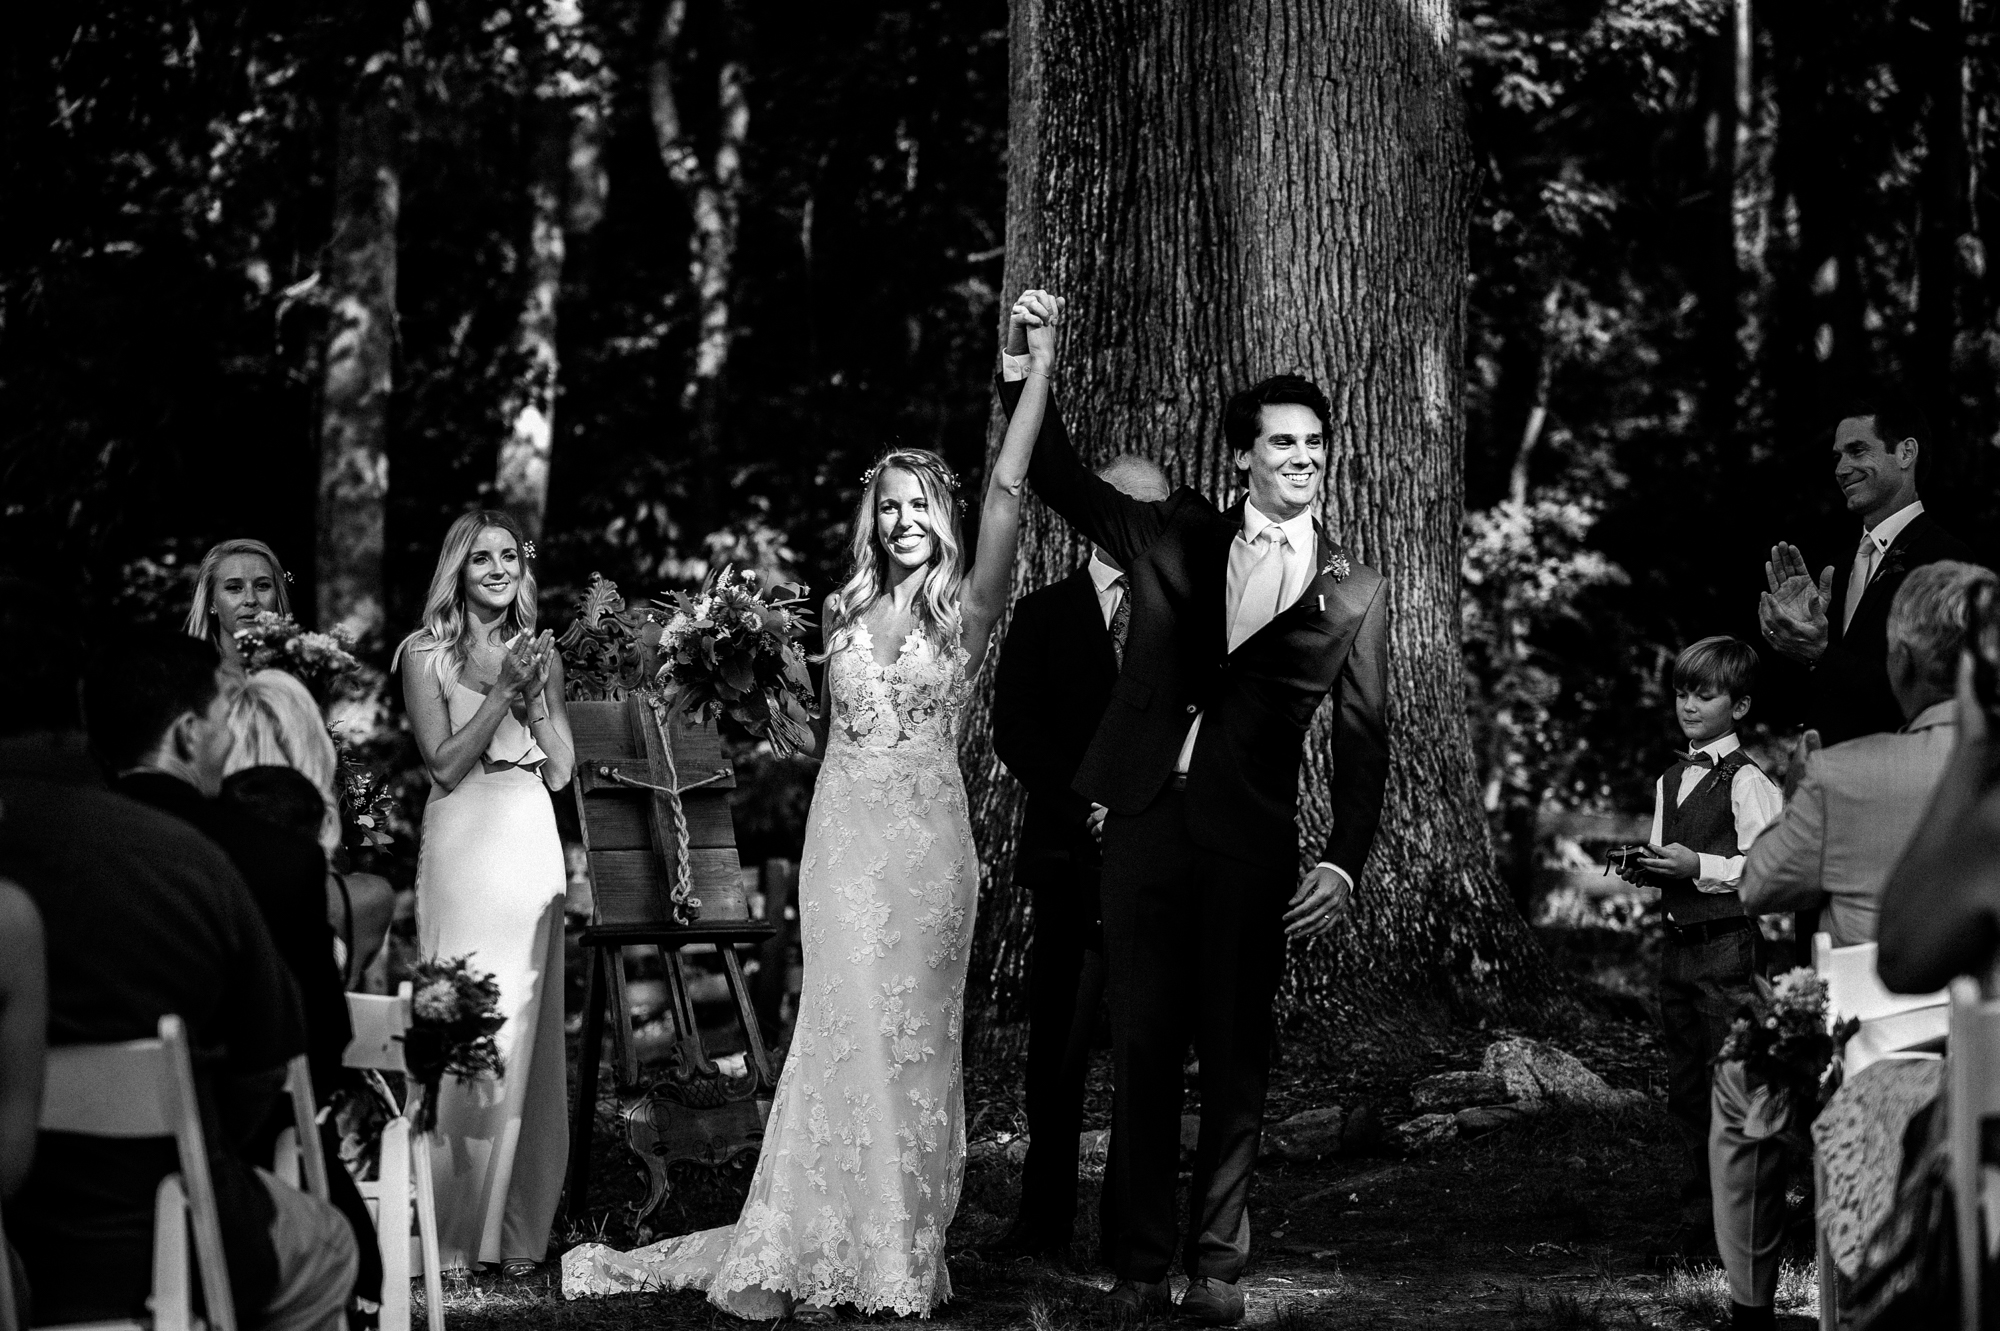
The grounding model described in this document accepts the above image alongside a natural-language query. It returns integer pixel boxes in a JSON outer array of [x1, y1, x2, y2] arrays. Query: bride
[[562, 293, 1064, 1318]]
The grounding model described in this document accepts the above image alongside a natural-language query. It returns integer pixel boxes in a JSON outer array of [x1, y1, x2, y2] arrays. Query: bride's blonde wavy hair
[[394, 510, 539, 693], [822, 450, 966, 655]]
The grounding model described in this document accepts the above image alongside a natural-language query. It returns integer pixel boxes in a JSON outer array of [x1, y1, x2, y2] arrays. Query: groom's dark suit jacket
[[1002, 378, 1391, 879], [1808, 511, 1971, 748]]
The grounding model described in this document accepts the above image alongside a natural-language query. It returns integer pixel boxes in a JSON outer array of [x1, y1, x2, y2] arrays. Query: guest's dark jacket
[[1004, 378, 1391, 877], [116, 768, 353, 1100], [1810, 511, 1972, 747], [993, 566, 1120, 869], [0, 733, 303, 1325]]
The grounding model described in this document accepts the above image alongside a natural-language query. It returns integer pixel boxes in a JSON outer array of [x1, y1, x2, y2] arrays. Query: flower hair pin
[[522, 540, 537, 560], [282, 570, 295, 584]]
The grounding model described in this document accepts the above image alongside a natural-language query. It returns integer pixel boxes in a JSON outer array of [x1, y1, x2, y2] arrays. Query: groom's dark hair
[[1224, 375, 1333, 457]]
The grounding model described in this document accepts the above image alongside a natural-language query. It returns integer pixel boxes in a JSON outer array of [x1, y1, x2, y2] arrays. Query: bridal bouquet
[[1715, 967, 1854, 1137], [233, 611, 364, 701], [653, 566, 818, 757], [402, 955, 506, 1133]]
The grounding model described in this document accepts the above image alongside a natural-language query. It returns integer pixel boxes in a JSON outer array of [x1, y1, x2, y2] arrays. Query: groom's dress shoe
[[1102, 1278, 1173, 1320], [1178, 1277, 1245, 1326]]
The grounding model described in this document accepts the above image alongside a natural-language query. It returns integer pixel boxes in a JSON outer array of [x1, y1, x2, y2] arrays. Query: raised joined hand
[[1759, 541, 1832, 664], [1782, 728, 1822, 801]]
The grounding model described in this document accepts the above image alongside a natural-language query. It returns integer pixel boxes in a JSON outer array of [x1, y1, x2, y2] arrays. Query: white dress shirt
[[1646, 732, 1784, 892], [1841, 499, 1924, 631], [1088, 551, 1126, 629]]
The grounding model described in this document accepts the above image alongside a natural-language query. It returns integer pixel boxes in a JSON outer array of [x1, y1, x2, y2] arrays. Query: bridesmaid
[[396, 510, 574, 1276], [183, 538, 291, 669]]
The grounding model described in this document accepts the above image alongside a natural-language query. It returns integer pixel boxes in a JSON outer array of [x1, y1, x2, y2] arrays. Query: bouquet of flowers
[[1715, 967, 1857, 1140], [402, 956, 506, 1133], [653, 565, 818, 757], [336, 755, 399, 850], [234, 611, 364, 701]]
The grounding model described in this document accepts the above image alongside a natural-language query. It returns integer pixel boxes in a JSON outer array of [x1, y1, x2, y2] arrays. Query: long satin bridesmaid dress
[[415, 675, 569, 1269]]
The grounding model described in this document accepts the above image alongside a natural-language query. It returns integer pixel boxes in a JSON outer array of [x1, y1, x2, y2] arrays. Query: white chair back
[[343, 983, 442, 1331], [343, 981, 414, 1074], [37, 1015, 236, 1331], [270, 1054, 331, 1202], [1813, 933, 1949, 1075], [1949, 978, 2000, 1331]]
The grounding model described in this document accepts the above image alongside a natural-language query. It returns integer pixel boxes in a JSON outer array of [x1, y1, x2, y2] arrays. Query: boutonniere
[[1321, 551, 1351, 582]]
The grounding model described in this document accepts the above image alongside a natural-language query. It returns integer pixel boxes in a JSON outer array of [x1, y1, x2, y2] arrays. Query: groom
[[999, 291, 1390, 1324]]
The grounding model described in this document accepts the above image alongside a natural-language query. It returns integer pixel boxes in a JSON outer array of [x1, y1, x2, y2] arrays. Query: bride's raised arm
[[959, 289, 1063, 674]]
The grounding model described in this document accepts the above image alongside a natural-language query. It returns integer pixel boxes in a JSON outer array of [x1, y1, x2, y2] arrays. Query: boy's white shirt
[[1647, 731, 1784, 892]]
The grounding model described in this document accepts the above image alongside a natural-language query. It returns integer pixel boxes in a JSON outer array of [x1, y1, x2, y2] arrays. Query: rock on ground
[[1385, 1111, 1459, 1154], [1260, 1106, 1345, 1163], [1480, 1037, 1649, 1111], [1410, 1071, 1512, 1114]]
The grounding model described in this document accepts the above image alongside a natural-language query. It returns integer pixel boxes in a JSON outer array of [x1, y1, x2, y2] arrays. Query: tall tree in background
[[496, 0, 609, 538], [317, 41, 404, 644], [964, 0, 1560, 1034], [649, 0, 748, 496]]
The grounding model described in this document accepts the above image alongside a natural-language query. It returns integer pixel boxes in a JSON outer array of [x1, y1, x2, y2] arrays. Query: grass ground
[[424, 911, 1824, 1329]]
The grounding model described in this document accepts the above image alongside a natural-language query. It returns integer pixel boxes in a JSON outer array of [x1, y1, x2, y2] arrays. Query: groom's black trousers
[[1099, 786, 1291, 1285]]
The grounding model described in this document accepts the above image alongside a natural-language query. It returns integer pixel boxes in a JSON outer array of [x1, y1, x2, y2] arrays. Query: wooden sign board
[[568, 695, 747, 927]]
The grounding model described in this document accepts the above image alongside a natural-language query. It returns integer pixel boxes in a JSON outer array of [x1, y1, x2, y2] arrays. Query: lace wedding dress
[[562, 621, 977, 1318]]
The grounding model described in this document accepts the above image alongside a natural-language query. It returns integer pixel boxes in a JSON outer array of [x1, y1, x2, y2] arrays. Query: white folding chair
[[1815, 934, 1948, 1077], [1812, 934, 1951, 1329], [35, 1015, 236, 1331], [1949, 977, 2000, 1331], [343, 983, 443, 1331], [270, 1054, 331, 1201]]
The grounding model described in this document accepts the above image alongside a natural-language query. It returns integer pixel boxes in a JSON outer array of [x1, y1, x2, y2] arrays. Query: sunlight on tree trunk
[[317, 81, 399, 646], [964, 0, 1560, 1040], [649, 0, 747, 473], [496, 0, 602, 540]]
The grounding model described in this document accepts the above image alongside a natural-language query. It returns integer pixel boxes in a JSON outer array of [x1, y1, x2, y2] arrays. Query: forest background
[[10, 0, 2000, 1026]]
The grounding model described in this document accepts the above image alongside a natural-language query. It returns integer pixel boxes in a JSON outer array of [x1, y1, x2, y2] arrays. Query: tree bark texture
[[963, 0, 1560, 1038], [316, 83, 399, 645], [649, 0, 747, 480]]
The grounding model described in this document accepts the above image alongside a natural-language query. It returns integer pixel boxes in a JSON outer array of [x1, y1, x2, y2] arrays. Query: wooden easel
[[563, 694, 778, 1228]]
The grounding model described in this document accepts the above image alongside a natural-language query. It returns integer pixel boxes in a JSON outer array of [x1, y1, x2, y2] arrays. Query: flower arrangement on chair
[[1715, 966, 1859, 1148], [401, 956, 506, 1134]]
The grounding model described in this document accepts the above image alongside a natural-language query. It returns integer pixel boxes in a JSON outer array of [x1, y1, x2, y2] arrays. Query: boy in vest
[[1617, 635, 1782, 1245]]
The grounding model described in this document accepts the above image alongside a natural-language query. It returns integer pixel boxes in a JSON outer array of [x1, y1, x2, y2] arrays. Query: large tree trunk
[[316, 82, 399, 645], [495, 103, 569, 540], [648, 0, 747, 520], [963, 0, 1560, 1038]]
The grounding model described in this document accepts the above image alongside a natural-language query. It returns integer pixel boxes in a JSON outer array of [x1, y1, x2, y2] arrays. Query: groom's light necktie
[[1229, 527, 1289, 651]]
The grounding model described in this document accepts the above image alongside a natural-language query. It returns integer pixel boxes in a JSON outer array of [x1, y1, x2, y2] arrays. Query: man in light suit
[[1709, 559, 1995, 1331]]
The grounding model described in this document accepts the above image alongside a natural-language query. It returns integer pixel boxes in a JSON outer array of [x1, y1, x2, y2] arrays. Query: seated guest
[[85, 642, 354, 1095], [1875, 601, 2000, 994], [1711, 560, 1993, 1331], [0, 581, 356, 1331], [215, 669, 397, 987], [83, 637, 378, 1326], [2, 874, 47, 1317]]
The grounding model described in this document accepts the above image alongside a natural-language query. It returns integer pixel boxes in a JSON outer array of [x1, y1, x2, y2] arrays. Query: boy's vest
[[1658, 749, 1760, 930]]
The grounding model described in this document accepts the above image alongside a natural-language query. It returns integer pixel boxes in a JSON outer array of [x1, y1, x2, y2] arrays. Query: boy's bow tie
[[1677, 750, 1717, 768]]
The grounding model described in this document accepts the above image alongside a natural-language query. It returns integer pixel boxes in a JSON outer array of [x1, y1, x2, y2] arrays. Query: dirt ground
[[429, 916, 1826, 1330]]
